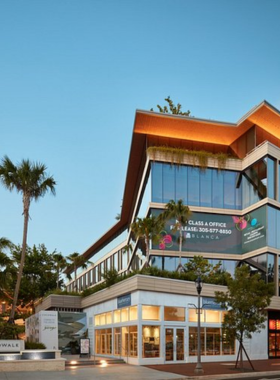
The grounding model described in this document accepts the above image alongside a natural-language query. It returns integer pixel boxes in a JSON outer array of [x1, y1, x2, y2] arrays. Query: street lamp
[[194, 272, 204, 374]]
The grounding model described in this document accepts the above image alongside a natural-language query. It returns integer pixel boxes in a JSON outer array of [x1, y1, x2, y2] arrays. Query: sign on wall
[[152, 206, 266, 255], [25, 311, 58, 350], [117, 293, 131, 308], [0, 340, 24, 352]]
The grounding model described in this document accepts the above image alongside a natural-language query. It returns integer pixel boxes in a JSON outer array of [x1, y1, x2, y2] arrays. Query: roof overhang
[[79, 100, 280, 264]]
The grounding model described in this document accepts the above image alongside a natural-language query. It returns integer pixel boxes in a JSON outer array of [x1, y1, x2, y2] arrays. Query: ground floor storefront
[[84, 281, 264, 365], [94, 324, 235, 363], [35, 276, 273, 364]]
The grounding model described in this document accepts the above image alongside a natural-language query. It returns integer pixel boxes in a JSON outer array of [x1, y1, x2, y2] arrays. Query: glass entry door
[[269, 332, 280, 358], [165, 328, 185, 362]]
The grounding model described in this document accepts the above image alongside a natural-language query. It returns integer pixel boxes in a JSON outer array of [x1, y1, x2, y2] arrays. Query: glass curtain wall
[[151, 157, 276, 210], [189, 327, 234, 356]]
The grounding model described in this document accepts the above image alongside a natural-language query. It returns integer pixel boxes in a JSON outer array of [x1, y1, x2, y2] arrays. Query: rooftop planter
[[147, 146, 239, 170]]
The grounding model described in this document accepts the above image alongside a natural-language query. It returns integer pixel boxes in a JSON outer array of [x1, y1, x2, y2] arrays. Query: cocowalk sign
[[152, 206, 266, 255]]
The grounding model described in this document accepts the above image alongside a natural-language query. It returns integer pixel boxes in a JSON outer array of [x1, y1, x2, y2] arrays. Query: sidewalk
[[0, 358, 280, 380], [146, 358, 280, 378]]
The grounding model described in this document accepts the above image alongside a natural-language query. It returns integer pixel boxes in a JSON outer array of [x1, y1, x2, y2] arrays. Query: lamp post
[[194, 272, 204, 374]]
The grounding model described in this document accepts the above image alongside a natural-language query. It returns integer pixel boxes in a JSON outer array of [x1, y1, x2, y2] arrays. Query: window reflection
[[189, 327, 234, 356], [151, 157, 276, 211], [164, 307, 185, 321]]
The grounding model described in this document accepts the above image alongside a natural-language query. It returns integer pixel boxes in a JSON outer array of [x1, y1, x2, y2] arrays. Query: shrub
[[25, 341, 46, 349], [0, 322, 24, 339]]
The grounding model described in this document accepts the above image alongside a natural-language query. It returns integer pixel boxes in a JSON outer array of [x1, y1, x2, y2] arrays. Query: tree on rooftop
[[66, 252, 91, 290], [52, 252, 67, 289], [184, 255, 230, 285], [160, 199, 191, 272], [215, 265, 274, 371], [131, 215, 164, 268], [0, 156, 56, 323], [151, 96, 191, 116]]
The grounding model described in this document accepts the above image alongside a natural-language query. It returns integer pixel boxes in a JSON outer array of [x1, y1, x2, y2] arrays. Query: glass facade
[[142, 325, 160, 358], [164, 306, 185, 321], [151, 157, 276, 210], [189, 327, 235, 356], [151, 256, 239, 277], [268, 312, 280, 358], [58, 312, 87, 354], [94, 304, 233, 361], [152, 162, 242, 209]]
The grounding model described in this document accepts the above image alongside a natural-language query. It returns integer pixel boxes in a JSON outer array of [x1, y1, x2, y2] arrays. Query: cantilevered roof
[[79, 100, 280, 265]]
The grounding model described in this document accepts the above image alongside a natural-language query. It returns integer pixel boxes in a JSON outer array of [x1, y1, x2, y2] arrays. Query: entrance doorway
[[268, 312, 280, 358], [165, 328, 185, 362], [269, 332, 280, 358]]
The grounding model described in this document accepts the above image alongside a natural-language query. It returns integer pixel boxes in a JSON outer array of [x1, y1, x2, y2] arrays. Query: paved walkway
[[146, 358, 280, 378], [0, 358, 280, 380]]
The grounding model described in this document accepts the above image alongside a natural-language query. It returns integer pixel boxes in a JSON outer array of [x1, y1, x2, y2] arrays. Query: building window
[[267, 157, 275, 199], [142, 306, 160, 320], [106, 311, 112, 324], [142, 325, 160, 358], [113, 253, 118, 271], [119, 326, 138, 357], [151, 162, 243, 209], [205, 310, 220, 323], [108, 257, 111, 271], [189, 327, 234, 356], [188, 167, 200, 206], [95, 266, 99, 283], [206, 328, 221, 355], [129, 326, 138, 357], [113, 310, 121, 323], [189, 309, 205, 323], [189, 309, 224, 323], [121, 308, 129, 322], [163, 164, 175, 202], [100, 262, 104, 278], [114, 327, 121, 355], [129, 306, 138, 320], [164, 306, 185, 321], [122, 249, 128, 269], [200, 169, 212, 207], [95, 328, 112, 355], [106, 306, 138, 324]]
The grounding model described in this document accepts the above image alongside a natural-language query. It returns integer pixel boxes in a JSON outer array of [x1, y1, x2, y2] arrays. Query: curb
[[169, 370, 280, 379]]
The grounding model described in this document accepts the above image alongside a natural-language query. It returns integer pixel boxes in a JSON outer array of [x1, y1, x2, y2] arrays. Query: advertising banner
[[25, 311, 58, 350], [40, 311, 58, 350], [152, 206, 266, 255], [58, 312, 87, 354], [80, 338, 90, 355]]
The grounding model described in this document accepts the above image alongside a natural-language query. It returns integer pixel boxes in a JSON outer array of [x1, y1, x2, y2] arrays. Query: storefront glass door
[[165, 328, 185, 362], [269, 332, 280, 358]]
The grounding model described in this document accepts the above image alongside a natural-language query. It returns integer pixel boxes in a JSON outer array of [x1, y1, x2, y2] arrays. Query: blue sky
[[0, 0, 280, 257]]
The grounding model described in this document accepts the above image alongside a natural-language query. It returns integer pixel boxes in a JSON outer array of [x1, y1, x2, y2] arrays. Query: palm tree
[[130, 215, 163, 268], [0, 237, 13, 296], [0, 238, 12, 268], [66, 252, 90, 290], [52, 253, 67, 289], [161, 199, 192, 272], [0, 156, 56, 323]]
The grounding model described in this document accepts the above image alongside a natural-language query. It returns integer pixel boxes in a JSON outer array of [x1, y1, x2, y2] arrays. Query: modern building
[[37, 101, 280, 363]]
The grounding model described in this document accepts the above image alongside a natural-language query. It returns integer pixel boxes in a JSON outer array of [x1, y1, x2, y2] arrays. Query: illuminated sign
[[152, 206, 266, 255]]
